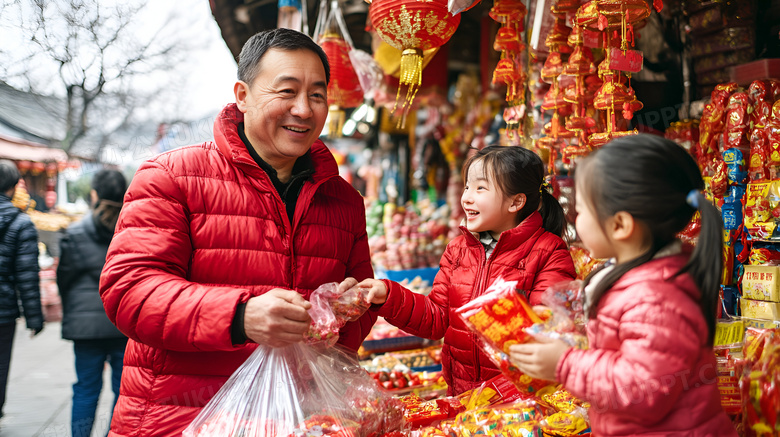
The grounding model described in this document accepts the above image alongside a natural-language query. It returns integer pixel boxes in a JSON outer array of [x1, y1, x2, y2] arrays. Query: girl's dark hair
[[577, 134, 722, 345], [92, 169, 127, 232], [462, 146, 566, 237]]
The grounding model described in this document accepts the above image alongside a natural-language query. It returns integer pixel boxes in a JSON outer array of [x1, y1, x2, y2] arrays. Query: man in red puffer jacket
[[99, 28, 376, 437]]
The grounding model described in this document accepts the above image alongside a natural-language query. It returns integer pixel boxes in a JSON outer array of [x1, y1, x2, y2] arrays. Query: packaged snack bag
[[455, 278, 553, 395], [305, 283, 371, 346]]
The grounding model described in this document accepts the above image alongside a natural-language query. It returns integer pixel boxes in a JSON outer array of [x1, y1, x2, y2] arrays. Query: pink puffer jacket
[[556, 252, 737, 436]]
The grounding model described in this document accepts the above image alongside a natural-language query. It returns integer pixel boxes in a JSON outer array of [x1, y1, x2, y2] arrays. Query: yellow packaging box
[[741, 298, 780, 321], [742, 265, 780, 302], [743, 317, 780, 330]]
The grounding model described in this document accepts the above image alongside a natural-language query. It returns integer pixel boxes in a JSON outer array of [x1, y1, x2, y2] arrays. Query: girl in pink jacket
[[510, 134, 737, 436]]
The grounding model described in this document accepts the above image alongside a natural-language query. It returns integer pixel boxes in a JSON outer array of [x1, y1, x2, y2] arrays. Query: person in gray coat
[[57, 169, 127, 437], [0, 160, 43, 420]]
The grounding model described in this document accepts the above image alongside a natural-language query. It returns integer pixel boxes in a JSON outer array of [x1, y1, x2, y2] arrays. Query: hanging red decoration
[[319, 34, 364, 110], [369, 0, 460, 121], [45, 162, 58, 178], [16, 160, 31, 174], [493, 59, 525, 102], [31, 162, 45, 176]]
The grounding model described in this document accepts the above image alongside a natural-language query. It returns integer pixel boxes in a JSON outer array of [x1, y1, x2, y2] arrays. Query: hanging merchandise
[[536, 2, 575, 175], [315, 0, 365, 138], [277, 0, 307, 32], [489, 0, 527, 140], [561, 24, 598, 166], [368, 0, 460, 126], [575, 0, 663, 148]]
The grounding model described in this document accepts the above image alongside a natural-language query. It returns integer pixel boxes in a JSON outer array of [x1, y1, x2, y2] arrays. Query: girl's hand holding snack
[[356, 278, 388, 305], [507, 337, 570, 382]]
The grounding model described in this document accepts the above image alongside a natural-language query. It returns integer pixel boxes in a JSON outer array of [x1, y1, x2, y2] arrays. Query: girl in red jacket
[[355, 145, 576, 395], [510, 135, 737, 436]]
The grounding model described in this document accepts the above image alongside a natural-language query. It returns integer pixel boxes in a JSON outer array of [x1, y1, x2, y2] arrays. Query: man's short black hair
[[0, 160, 20, 193], [237, 28, 330, 86]]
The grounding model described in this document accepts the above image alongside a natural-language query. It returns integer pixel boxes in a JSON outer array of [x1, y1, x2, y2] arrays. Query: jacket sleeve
[[15, 219, 42, 331], [99, 159, 252, 352], [529, 244, 576, 305], [375, 244, 454, 340], [336, 203, 377, 352], [56, 233, 79, 300], [556, 289, 704, 424]]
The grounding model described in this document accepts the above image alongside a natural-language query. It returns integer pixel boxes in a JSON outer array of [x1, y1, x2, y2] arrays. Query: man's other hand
[[243, 288, 312, 347]]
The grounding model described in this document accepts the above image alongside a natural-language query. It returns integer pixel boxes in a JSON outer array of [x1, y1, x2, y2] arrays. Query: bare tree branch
[[0, 0, 194, 159]]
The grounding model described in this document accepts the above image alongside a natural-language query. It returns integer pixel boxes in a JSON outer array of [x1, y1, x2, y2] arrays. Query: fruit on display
[[366, 199, 450, 272], [369, 370, 424, 390]]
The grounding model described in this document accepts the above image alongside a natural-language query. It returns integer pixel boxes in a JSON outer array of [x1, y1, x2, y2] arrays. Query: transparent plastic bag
[[183, 343, 404, 437], [304, 282, 371, 346], [524, 281, 588, 350]]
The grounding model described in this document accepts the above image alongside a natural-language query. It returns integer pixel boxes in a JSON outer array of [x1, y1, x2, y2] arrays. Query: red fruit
[[395, 378, 408, 389], [382, 380, 394, 390]]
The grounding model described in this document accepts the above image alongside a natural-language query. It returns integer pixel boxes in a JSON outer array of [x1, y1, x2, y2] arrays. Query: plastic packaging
[[304, 282, 371, 346], [524, 281, 588, 350], [183, 343, 404, 437]]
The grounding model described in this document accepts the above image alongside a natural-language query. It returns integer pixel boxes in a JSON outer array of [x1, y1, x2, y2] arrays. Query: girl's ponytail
[[679, 190, 723, 346], [539, 188, 566, 239], [576, 135, 724, 346]]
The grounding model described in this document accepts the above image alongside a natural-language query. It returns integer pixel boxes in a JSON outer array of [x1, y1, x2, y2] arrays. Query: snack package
[[739, 327, 780, 436], [305, 283, 371, 346], [744, 181, 780, 240], [524, 282, 588, 351], [455, 278, 554, 395], [568, 245, 603, 280], [184, 344, 404, 437]]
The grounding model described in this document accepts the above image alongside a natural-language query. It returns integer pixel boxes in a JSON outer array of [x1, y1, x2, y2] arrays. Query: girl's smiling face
[[461, 159, 522, 239]]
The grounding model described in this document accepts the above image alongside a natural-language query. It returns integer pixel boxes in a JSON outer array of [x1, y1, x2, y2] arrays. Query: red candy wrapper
[[739, 328, 780, 436], [456, 278, 554, 395], [456, 278, 542, 354]]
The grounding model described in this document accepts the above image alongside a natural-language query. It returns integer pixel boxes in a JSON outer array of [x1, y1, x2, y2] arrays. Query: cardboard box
[[741, 265, 780, 302], [743, 317, 780, 330], [741, 298, 780, 321]]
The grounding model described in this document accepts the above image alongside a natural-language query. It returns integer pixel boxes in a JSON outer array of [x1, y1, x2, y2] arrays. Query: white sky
[[147, 0, 239, 119], [0, 0, 239, 121]]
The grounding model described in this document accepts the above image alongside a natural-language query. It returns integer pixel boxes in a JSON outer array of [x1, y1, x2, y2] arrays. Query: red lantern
[[45, 162, 58, 177], [370, 0, 460, 118], [319, 34, 364, 109], [17, 160, 31, 174], [31, 162, 45, 176]]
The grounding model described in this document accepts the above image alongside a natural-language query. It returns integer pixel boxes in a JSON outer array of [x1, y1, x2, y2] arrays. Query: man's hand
[[507, 338, 570, 382], [356, 278, 388, 305], [243, 288, 312, 348]]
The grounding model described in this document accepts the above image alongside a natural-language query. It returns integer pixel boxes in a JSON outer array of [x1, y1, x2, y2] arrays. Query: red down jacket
[[99, 104, 376, 437], [378, 212, 576, 395], [556, 252, 737, 436]]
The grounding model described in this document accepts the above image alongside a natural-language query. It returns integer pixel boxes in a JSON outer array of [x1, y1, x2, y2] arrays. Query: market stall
[[201, 0, 780, 434]]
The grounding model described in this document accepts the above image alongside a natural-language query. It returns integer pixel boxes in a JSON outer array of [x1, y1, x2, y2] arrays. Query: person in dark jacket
[[58, 169, 128, 437], [0, 160, 43, 419]]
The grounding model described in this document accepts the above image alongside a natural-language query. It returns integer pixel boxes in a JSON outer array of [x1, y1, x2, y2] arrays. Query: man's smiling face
[[236, 48, 328, 167]]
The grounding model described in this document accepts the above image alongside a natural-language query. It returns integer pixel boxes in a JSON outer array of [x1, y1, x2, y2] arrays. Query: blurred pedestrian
[[0, 159, 44, 420], [58, 169, 128, 437]]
